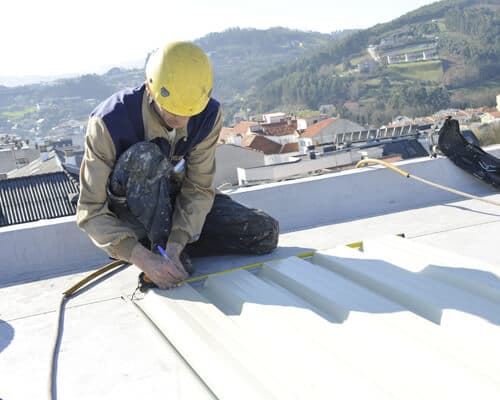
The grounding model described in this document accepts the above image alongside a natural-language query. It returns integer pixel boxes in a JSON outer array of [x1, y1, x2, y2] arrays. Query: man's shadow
[[158, 252, 500, 327], [0, 320, 14, 353]]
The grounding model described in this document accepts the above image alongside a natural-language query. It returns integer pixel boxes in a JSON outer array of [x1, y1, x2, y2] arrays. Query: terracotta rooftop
[[242, 134, 282, 154], [219, 121, 259, 143], [259, 121, 298, 137], [233, 121, 259, 135], [219, 127, 236, 143], [300, 118, 337, 138], [280, 142, 299, 154]]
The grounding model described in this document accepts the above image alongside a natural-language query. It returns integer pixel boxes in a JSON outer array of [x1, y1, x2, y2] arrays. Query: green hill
[[194, 27, 352, 102], [244, 0, 500, 125]]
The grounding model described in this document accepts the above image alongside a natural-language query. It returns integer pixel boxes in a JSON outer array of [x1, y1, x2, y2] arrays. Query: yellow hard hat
[[145, 41, 213, 117]]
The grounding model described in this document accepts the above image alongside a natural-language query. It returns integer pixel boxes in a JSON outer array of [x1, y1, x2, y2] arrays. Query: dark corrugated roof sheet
[[0, 172, 78, 227], [382, 139, 429, 159]]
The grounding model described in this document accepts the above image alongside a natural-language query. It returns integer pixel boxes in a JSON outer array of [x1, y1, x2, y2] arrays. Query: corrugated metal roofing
[[0, 171, 78, 227], [382, 138, 429, 159], [137, 235, 500, 400]]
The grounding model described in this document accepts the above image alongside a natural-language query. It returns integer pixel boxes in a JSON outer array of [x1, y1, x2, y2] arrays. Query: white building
[[299, 118, 365, 154], [262, 112, 286, 124], [215, 144, 265, 187], [0, 146, 40, 173], [0, 148, 16, 174], [296, 114, 327, 131]]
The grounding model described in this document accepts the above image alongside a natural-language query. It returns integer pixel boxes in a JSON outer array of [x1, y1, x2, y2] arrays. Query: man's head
[[145, 41, 213, 127]]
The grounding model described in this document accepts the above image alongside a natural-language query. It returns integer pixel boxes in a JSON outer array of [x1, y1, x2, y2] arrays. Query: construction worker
[[77, 42, 279, 289]]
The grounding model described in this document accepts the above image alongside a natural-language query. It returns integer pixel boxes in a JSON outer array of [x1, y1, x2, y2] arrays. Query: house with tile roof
[[280, 142, 299, 154], [262, 112, 286, 124], [243, 134, 282, 155], [249, 119, 299, 146], [219, 127, 237, 144], [297, 114, 327, 131], [298, 118, 365, 153], [219, 121, 259, 145], [432, 109, 472, 125]]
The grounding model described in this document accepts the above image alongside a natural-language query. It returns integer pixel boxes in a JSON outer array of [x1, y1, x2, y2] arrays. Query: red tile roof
[[260, 121, 298, 137], [300, 118, 337, 138], [219, 121, 259, 143], [242, 134, 281, 154], [219, 127, 235, 143], [280, 142, 299, 153], [234, 121, 259, 135]]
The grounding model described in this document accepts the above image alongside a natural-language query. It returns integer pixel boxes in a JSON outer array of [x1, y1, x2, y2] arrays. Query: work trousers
[[107, 141, 279, 256]]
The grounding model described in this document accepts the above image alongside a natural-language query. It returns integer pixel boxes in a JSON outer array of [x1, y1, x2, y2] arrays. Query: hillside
[[249, 0, 500, 125], [0, 27, 348, 136], [194, 27, 351, 102]]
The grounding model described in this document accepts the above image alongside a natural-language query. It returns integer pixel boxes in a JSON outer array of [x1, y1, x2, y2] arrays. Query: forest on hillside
[[240, 0, 500, 126]]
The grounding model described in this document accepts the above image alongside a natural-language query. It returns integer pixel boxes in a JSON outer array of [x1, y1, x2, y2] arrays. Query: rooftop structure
[[1, 146, 500, 399], [6, 151, 62, 179], [0, 171, 78, 227]]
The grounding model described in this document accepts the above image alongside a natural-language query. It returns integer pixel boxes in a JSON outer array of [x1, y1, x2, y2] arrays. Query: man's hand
[[166, 241, 183, 261], [130, 243, 188, 289]]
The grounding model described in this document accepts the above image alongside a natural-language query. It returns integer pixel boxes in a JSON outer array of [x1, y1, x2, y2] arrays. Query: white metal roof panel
[[362, 235, 500, 303], [136, 236, 500, 399]]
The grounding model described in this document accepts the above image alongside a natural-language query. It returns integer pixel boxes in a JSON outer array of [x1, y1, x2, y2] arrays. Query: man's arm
[[77, 117, 188, 288], [167, 109, 223, 250], [77, 117, 140, 261]]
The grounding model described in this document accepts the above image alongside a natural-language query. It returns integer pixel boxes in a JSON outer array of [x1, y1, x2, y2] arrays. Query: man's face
[[153, 102, 190, 129]]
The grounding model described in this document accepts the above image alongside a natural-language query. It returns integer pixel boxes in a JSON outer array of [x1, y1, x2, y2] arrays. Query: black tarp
[[438, 118, 500, 189]]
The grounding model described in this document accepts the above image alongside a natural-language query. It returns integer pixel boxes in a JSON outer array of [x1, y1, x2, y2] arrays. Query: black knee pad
[[247, 210, 279, 255], [109, 142, 169, 197], [108, 141, 173, 250]]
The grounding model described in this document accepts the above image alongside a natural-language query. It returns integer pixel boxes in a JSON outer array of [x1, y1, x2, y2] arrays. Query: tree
[[342, 57, 352, 71]]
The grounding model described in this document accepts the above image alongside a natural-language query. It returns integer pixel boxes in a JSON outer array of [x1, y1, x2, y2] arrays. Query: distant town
[[1, 95, 499, 194]]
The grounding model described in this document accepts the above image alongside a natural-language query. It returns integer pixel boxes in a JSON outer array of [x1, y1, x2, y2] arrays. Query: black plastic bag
[[438, 118, 500, 189]]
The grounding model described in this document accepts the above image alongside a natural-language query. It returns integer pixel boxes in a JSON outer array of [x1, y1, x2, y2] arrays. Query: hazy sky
[[2, 0, 438, 77]]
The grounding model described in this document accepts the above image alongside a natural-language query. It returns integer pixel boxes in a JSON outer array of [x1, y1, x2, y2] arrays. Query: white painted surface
[[0, 216, 109, 284], [0, 266, 214, 400], [362, 235, 500, 303], [137, 238, 500, 399]]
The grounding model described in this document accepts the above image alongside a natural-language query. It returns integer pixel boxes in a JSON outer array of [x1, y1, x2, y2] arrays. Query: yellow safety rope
[[356, 158, 500, 207]]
